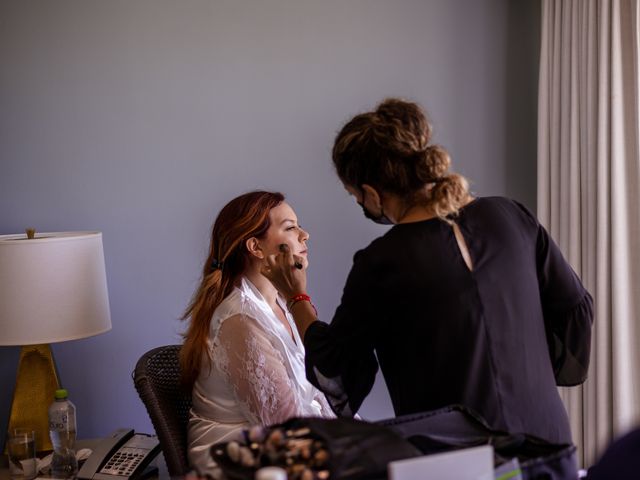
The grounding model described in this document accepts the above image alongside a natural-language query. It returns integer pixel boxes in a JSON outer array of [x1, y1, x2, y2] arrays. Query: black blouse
[[304, 196, 593, 444]]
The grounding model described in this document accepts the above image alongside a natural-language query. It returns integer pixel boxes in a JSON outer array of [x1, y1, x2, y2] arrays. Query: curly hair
[[332, 98, 470, 220]]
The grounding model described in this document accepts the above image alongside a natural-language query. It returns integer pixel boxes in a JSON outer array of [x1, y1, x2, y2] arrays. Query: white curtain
[[538, 0, 640, 468]]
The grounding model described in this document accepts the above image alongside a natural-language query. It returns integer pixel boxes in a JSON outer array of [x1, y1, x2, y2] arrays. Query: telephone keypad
[[99, 447, 150, 476]]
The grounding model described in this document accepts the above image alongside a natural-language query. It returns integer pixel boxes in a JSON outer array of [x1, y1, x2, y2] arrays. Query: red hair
[[180, 191, 285, 387]]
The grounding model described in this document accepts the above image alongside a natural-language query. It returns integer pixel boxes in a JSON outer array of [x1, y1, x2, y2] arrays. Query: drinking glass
[[7, 428, 37, 480]]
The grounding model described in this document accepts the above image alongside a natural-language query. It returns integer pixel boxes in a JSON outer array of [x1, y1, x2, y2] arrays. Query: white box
[[388, 445, 494, 480]]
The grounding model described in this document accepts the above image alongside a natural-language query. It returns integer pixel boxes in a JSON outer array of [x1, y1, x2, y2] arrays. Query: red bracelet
[[288, 294, 318, 316], [290, 293, 311, 304]]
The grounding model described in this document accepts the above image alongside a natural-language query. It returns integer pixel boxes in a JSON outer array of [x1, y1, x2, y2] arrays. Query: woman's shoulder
[[466, 196, 540, 228], [469, 195, 531, 212], [210, 287, 257, 331], [211, 281, 275, 332], [212, 287, 243, 320], [352, 197, 540, 260], [352, 231, 394, 263]]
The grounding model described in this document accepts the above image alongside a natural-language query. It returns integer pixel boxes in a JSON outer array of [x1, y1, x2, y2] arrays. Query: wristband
[[287, 294, 318, 316]]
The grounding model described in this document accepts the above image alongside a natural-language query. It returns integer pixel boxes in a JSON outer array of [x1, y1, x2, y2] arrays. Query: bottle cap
[[54, 389, 68, 399], [255, 466, 287, 480]]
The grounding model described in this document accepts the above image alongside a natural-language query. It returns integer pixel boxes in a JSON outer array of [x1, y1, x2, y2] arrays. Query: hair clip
[[211, 258, 224, 271]]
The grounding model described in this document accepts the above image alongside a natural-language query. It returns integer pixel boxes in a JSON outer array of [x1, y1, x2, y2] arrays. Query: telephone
[[77, 428, 161, 480]]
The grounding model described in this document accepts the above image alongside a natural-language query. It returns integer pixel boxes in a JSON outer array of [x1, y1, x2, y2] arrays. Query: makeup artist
[[261, 98, 593, 445]]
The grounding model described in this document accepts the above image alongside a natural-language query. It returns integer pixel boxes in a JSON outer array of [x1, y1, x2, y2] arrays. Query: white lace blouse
[[187, 277, 335, 475]]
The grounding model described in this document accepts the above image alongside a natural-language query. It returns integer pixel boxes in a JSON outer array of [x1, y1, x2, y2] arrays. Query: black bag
[[210, 416, 421, 480], [378, 405, 578, 480], [210, 405, 577, 480]]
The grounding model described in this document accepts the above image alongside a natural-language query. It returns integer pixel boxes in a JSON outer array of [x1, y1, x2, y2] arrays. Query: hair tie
[[425, 176, 446, 184], [210, 258, 224, 271]]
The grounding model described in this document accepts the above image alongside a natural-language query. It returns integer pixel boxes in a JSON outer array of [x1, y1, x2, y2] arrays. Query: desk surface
[[0, 440, 168, 480]]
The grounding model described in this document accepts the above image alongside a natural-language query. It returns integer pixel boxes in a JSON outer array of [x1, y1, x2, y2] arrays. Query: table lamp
[[0, 230, 112, 452]]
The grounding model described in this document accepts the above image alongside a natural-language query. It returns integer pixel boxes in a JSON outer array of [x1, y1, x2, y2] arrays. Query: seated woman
[[180, 191, 334, 475]]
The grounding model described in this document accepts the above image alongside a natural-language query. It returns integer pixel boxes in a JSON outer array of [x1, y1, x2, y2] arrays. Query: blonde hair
[[332, 98, 470, 220]]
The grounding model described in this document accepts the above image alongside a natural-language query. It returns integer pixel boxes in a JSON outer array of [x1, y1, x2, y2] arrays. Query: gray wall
[[0, 0, 539, 446]]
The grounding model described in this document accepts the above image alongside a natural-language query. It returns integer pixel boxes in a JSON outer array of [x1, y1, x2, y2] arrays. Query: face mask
[[358, 190, 394, 225]]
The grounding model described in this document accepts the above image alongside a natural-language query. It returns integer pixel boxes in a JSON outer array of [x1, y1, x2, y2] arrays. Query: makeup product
[[212, 423, 332, 480], [279, 243, 304, 269]]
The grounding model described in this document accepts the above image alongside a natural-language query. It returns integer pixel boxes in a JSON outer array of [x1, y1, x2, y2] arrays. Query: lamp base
[[7, 344, 60, 453]]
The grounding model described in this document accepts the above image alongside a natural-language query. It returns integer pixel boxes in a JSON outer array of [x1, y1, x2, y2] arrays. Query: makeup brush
[[279, 243, 304, 269]]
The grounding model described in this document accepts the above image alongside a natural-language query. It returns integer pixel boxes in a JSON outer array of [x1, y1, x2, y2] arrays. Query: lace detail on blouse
[[212, 314, 303, 425], [188, 278, 334, 477]]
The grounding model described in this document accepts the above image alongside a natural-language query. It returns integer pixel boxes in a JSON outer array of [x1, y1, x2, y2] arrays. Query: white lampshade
[[0, 231, 112, 345]]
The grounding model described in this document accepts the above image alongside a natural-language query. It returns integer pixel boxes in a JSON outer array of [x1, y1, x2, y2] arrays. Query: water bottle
[[48, 389, 78, 478]]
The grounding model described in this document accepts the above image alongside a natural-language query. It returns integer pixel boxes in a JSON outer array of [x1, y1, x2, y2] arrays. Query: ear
[[245, 237, 264, 260], [361, 184, 382, 208]]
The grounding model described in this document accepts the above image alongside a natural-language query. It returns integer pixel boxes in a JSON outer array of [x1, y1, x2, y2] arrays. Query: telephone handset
[[77, 428, 161, 480]]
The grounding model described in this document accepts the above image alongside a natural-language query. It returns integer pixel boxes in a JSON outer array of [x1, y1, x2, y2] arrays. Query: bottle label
[[49, 413, 74, 430], [50, 416, 66, 429]]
